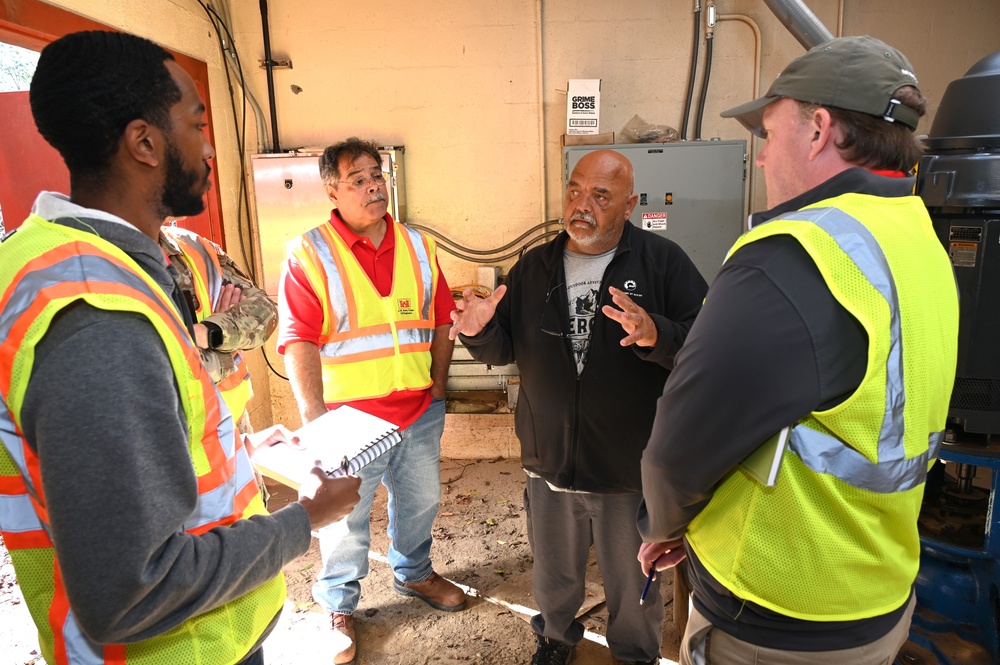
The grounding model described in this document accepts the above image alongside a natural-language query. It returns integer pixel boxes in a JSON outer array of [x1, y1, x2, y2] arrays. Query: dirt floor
[[0, 457, 683, 665]]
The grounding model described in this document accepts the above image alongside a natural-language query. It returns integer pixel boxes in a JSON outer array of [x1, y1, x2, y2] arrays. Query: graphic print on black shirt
[[564, 248, 615, 375]]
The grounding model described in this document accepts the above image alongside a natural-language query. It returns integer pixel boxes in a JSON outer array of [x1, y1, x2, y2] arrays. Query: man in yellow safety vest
[[278, 137, 464, 665], [637, 35, 959, 665], [0, 30, 360, 665]]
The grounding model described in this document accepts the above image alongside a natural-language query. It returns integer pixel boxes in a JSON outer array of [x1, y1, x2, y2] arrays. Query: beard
[[565, 211, 617, 250], [159, 140, 209, 218]]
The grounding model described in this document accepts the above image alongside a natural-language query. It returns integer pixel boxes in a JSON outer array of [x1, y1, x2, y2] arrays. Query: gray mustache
[[569, 212, 596, 225]]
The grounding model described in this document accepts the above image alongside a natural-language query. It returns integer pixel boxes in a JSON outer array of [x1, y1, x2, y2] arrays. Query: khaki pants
[[679, 593, 915, 665]]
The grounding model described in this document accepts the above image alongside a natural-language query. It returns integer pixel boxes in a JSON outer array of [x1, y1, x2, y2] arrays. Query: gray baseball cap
[[721, 35, 921, 137]]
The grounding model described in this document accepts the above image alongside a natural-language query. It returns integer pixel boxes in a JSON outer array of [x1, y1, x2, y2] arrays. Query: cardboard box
[[561, 132, 615, 147], [566, 79, 601, 135]]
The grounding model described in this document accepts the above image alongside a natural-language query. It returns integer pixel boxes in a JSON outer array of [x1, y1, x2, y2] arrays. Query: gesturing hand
[[602, 286, 658, 347], [448, 285, 508, 340]]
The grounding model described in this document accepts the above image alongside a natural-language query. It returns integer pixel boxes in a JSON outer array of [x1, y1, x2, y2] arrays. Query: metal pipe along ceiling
[[762, 0, 833, 50]]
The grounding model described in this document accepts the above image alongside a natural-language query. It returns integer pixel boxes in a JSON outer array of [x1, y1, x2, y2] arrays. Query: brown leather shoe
[[393, 571, 468, 611], [330, 613, 356, 665]]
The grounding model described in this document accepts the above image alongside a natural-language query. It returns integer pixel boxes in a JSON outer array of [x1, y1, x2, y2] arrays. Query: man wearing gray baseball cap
[[637, 36, 959, 664]]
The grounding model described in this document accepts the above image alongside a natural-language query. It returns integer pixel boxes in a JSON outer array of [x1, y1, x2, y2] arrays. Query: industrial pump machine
[[903, 50, 1000, 665]]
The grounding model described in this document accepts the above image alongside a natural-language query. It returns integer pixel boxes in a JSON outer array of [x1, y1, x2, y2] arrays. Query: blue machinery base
[[899, 445, 1000, 665]]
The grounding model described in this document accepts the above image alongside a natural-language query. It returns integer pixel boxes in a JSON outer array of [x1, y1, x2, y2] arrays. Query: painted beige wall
[[229, 0, 1000, 437], [38, 0, 1000, 452], [224, 0, 1000, 284]]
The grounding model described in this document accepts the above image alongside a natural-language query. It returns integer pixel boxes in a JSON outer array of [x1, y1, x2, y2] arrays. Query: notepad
[[253, 405, 401, 489], [739, 426, 791, 487]]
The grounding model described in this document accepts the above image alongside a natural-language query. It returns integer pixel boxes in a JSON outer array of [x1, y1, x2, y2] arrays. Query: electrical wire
[[407, 220, 561, 256], [681, 4, 702, 140], [433, 230, 561, 263], [261, 346, 288, 380], [199, 1, 294, 382], [211, 0, 270, 152], [695, 29, 714, 141], [198, 1, 256, 281]]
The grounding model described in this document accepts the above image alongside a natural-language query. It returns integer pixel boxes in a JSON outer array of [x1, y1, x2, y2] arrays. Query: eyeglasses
[[338, 171, 386, 191], [540, 280, 567, 337], [539, 276, 607, 339]]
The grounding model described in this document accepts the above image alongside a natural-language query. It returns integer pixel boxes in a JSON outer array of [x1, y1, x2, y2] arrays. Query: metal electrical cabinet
[[251, 147, 406, 296], [564, 141, 748, 283]]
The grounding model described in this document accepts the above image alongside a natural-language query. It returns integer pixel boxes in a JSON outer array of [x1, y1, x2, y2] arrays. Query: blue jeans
[[312, 397, 446, 614]]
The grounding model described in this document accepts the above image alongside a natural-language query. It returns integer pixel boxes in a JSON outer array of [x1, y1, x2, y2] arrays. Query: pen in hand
[[639, 551, 671, 605], [639, 567, 656, 606]]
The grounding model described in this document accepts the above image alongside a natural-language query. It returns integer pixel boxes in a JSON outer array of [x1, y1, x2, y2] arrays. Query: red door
[[0, 88, 222, 243], [0, 90, 68, 233]]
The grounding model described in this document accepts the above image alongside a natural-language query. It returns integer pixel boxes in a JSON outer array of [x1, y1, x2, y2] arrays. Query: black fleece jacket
[[461, 223, 707, 493]]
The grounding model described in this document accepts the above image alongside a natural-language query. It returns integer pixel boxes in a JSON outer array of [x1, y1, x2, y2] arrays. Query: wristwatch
[[203, 321, 224, 349]]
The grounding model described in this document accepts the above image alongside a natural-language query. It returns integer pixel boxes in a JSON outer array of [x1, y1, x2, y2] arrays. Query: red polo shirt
[[278, 211, 455, 429]]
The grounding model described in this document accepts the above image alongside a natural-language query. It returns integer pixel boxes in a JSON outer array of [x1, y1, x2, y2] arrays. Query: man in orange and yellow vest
[[0, 31, 361, 665], [637, 36, 959, 665], [278, 137, 465, 665]]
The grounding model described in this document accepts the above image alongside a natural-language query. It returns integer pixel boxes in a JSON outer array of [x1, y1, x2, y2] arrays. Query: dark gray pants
[[525, 476, 664, 661]]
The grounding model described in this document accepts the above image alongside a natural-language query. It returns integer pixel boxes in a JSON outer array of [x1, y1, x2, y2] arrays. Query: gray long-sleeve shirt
[[16, 196, 311, 644]]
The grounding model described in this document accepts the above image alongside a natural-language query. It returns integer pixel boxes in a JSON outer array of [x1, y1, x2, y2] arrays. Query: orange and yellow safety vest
[[287, 220, 439, 403], [0, 215, 284, 664]]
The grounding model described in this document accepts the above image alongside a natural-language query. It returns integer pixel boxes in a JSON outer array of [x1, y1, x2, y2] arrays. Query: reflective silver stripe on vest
[[304, 227, 350, 334], [771, 207, 940, 493], [319, 328, 434, 359], [402, 226, 434, 321], [0, 490, 44, 533], [303, 225, 435, 354], [63, 612, 106, 665], [171, 229, 223, 309], [185, 446, 256, 531], [0, 412, 48, 534], [0, 253, 188, 529], [0, 253, 191, 351], [1, 252, 243, 529]]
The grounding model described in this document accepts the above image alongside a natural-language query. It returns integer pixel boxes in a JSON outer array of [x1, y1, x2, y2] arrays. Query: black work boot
[[530, 635, 574, 665]]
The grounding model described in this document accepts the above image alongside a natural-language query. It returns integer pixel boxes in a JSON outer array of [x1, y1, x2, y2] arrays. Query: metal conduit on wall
[[762, 0, 833, 49]]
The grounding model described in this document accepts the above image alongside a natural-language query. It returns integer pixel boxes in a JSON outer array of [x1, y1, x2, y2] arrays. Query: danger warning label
[[642, 212, 667, 231]]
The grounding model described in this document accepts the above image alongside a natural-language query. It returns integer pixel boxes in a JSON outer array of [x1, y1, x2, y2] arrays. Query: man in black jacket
[[450, 150, 707, 665]]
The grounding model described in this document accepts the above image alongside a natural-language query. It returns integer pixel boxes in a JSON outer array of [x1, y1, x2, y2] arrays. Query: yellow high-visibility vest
[[287, 219, 439, 403], [162, 227, 253, 419], [0, 215, 284, 664], [687, 193, 958, 621]]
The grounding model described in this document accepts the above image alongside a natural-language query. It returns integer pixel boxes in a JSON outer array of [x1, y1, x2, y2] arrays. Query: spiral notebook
[[253, 405, 401, 489]]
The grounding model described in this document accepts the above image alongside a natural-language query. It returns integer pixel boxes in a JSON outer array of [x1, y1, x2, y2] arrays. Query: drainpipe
[[761, 0, 833, 49]]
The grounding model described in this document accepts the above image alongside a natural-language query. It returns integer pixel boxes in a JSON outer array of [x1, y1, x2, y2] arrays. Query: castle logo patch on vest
[[397, 298, 414, 315]]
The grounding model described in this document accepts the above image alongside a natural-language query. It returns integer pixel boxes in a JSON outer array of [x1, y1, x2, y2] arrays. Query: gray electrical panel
[[564, 141, 747, 283]]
